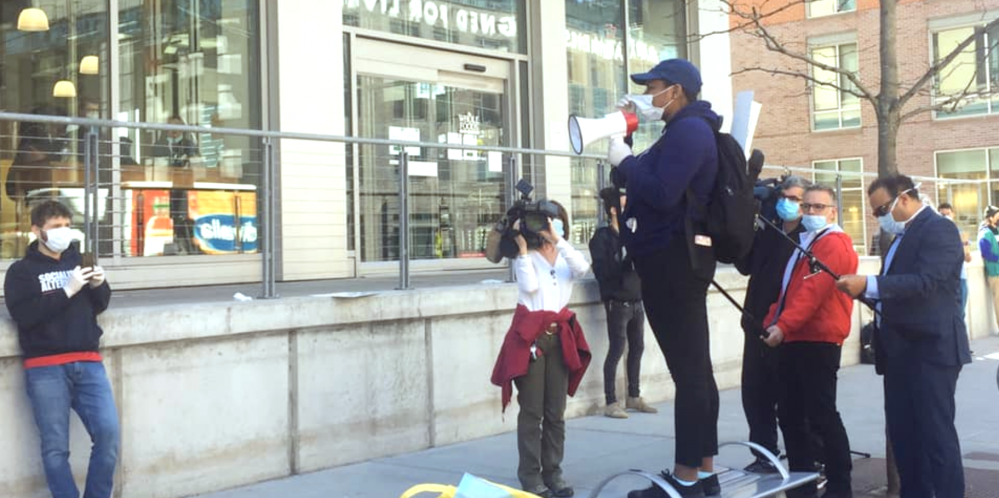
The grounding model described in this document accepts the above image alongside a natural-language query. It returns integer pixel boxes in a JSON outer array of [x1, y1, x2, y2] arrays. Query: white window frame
[[934, 146, 999, 205], [806, 0, 857, 19], [811, 157, 867, 252], [808, 39, 862, 132], [929, 17, 999, 120]]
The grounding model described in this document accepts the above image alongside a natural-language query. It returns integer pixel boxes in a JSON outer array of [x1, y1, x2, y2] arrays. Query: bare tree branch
[[686, 0, 809, 44], [900, 29, 999, 122], [731, 66, 871, 101], [898, 16, 999, 108], [724, 0, 878, 104]]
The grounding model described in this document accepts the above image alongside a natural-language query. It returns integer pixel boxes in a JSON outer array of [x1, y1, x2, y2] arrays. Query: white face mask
[[42, 226, 74, 254], [627, 86, 675, 122], [85, 111, 100, 120], [877, 186, 921, 235]]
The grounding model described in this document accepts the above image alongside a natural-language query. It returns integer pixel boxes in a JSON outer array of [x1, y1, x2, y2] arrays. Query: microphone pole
[[755, 215, 881, 318]]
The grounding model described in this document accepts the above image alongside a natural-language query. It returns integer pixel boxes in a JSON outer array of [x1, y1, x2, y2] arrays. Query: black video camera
[[485, 179, 561, 263]]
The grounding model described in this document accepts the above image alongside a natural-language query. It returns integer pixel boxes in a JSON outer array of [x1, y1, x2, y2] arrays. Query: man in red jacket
[[763, 185, 858, 498]]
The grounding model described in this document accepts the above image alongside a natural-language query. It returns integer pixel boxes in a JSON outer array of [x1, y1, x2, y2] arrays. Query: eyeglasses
[[873, 198, 896, 218], [873, 187, 917, 218], [801, 203, 834, 213]]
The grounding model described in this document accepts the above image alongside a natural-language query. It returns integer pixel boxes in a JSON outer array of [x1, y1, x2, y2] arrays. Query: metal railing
[[0, 111, 990, 298], [0, 111, 605, 298]]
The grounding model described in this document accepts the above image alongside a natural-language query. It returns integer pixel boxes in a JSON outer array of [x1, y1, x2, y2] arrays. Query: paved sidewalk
[[196, 337, 999, 498]]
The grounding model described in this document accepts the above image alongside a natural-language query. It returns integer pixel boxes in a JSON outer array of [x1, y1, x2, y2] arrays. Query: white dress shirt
[[515, 239, 591, 312]]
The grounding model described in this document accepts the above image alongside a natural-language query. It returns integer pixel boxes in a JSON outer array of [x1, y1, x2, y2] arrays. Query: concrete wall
[[0, 259, 992, 498]]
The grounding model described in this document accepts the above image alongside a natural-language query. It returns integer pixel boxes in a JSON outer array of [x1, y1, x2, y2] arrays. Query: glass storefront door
[[353, 39, 511, 269]]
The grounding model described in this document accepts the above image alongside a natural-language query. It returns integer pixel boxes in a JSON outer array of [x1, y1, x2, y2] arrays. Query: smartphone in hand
[[81, 253, 95, 270]]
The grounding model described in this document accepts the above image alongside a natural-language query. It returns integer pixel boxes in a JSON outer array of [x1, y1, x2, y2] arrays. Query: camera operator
[[734, 175, 809, 472], [491, 201, 591, 498], [590, 188, 656, 419], [837, 175, 970, 498], [762, 185, 858, 498]]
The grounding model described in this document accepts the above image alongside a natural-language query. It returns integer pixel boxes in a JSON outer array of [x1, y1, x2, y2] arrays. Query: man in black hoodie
[[590, 188, 656, 419], [4, 201, 117, 498]]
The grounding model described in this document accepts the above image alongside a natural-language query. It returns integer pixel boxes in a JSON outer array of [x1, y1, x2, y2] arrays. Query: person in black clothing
[[4, 201, 117, 498], [608, 58, 721, 498], [734, 175, 808, 472], [590, 188, 657, 419], [151, 115, 200, 254]]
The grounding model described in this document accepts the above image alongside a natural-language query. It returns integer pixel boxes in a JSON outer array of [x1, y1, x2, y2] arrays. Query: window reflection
[[344, 0, 525, 53], [356, 76, 507, 263], [566, 0, 626, 245], [0, 1, 109, 259], [118, 0, 262, 256]]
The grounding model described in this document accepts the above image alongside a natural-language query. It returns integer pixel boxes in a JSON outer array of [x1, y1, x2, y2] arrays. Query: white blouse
[[515, 239, 591, 312]]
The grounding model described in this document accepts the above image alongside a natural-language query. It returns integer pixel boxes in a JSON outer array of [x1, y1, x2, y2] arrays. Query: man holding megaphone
[[608, 59, 725, 498]]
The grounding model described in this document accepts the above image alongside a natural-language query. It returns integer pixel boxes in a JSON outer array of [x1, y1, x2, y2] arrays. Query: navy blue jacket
[[617, 101, 720, 257], [874, 208, 971, 371], [4, 242, 111, 359]]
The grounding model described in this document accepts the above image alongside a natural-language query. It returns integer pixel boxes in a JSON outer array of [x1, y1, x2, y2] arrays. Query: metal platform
[[589, 442, 820, 498]]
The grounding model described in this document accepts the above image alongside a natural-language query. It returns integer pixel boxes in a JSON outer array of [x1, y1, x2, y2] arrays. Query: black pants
[[779, 342, 852, 496], [884, 358, 963, 498], [741, 328, 781, 456], [635, 241, 719, 468], [603, 299, 645, 405]]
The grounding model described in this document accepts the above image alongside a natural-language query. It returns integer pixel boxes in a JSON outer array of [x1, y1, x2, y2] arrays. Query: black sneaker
[[743, 457, 780, 474], [627, 471, 705, 498], [700, 473, 720, 496]]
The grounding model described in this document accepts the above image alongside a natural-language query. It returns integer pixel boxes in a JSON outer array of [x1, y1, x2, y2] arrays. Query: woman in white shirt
[[500, 201, 591, 498]]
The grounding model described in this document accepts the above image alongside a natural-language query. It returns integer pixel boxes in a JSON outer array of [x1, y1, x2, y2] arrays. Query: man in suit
[[837, 174, 971, 498]]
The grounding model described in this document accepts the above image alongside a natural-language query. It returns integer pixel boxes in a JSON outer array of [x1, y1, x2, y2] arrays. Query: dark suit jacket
[[875, 208, 972, 371]]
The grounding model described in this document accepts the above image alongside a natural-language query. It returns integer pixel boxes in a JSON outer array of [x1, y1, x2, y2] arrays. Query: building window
[[807, 0, 856, 18], [811, 42, 861, 131], [813, 159, 866, 253], [565, 0, 686, 245], [343, 0, 526, 54], [936, 148, 998, 236], [932, 22, 999, 118], [566, 0, 627, 246], [118, 0, 262, 257], [0, 1, 110, 259]]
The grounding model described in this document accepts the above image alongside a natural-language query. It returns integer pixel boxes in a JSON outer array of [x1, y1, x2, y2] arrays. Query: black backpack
[[687, 130, 756, 264]]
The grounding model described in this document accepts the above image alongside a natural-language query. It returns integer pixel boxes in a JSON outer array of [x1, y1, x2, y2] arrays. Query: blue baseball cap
[[630, 58, 702, 95]]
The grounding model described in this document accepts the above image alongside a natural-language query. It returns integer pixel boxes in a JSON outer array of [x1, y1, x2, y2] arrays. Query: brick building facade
[[729, 0, 999, 252]]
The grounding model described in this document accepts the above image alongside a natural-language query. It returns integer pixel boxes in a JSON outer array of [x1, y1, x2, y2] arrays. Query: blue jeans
[[25, 362, 120, 498]]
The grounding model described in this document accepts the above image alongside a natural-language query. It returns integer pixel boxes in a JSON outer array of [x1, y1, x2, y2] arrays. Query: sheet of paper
[[408, 160, 439, 177], [488, 151, 503, 173], [389, 126, 421, 157]]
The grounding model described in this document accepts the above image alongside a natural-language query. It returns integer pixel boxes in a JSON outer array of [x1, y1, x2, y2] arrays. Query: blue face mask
[[802, 215, 828, 233], [878, 213, 905, 235], [776, 198, 801, 222], [551, 218, 564, 238]]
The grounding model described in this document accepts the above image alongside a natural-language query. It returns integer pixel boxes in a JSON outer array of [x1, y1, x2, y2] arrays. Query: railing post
[[261, 138, 278, 299], [835, 173, 844, 229], [507, 156, 518, 283], [597, 160, 607, 227], [397, 151, 410, 290], [83, 129, 92, 256], [90, 131, 100, 258]]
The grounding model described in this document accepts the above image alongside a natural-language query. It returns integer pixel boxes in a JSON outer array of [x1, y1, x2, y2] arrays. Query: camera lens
[[524, 214, 546, 232]]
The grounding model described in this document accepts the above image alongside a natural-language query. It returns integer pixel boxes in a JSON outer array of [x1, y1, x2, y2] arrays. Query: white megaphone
[[568, 110, 639, 155]]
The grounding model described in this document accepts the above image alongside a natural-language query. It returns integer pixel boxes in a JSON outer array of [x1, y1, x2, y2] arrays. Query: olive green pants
[[514, 332, 569, 491]]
